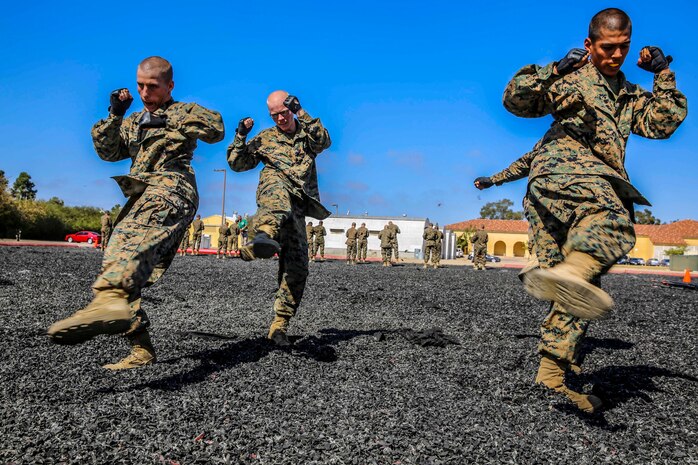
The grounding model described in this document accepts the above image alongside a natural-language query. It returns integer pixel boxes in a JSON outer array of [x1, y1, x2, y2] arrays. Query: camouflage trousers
[[314, 240, 325, 259], [381, 246, 392, 264], [307, 239, 315, 259], [250, 186, 310, 320], [92, 187, 196, 333], [423, 244, 435, 264], [526, 175, 635, 364], [192, 232, 202, 251], [346, 241, 357, 261], [358, 240, 368, 261], [227, 234, 239, 253], [217, 236, 229, 254], [179, 232, 190, 251], [433, 244, 442, 266], [391, 240, 399, 259], [473, 246, 487, 268], [101, 228, 112, 251]]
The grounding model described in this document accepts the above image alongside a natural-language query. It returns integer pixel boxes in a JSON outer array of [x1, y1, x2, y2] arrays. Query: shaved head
[[267, 90, 289, 109], [138, 56, 173, 83], [267, 90, 295, 132], [588, 8, 631, 42]]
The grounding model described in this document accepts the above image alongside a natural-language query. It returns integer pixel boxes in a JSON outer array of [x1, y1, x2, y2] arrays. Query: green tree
[[456, 227, 476, 254], [479, 199, 523, 220], [635, 208, 661, 225], [0, 171, 21, 237], [11, 172, 37, 200], [665, 246, 686, 256]]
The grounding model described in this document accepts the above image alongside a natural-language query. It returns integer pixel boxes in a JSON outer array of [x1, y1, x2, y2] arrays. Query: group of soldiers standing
[[177, 213, 249, 257], [421, 223, 444, 268], [305, 220, 327, 261]]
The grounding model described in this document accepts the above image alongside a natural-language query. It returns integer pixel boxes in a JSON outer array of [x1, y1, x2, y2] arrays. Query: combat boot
[[535, 355, 602, 413], [240, 232, 281, 261], [523, 251, 612, 320], [103, 330, 156, 370], [267, 315, 291, 347], [48, 289, 133, 345]]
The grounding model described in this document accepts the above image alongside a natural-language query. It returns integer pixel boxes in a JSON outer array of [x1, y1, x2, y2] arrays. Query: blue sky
[[1, 1, 695, 226]]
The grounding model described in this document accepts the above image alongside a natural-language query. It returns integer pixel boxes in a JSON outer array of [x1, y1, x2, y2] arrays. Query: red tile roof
[[446, 218, 698, 246]]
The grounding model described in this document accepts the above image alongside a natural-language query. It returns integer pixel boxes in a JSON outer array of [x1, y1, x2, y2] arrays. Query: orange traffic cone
[[683, 269, 692, 284]]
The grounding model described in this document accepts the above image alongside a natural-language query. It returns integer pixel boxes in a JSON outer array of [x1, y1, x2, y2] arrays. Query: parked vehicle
[[617, 256, 629, 265], [628, 257, 646, 266], [646, 258, 661, 266], [455, 248, 464, 258], [467, 253, 501, 262], [660, 258, 670, 267], [64, 231, 100, 244]]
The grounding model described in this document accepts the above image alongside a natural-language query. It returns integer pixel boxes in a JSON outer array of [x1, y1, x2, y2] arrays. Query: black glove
[[283, 95, 302, 113], [474, 177, 494, 189], [236, 118, 252, 136], [109, 89, 133, 116], [556, 48, 588, 76], [638, 46, 673, 73]]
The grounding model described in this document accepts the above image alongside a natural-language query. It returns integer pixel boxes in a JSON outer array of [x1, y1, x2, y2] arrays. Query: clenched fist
[[109, 88, 133, 116]]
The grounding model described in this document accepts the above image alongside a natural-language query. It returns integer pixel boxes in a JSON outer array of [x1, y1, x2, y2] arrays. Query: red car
[[65, 231, 101, 244]]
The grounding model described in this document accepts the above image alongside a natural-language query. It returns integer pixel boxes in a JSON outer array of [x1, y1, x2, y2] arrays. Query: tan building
[[201, 215, 242, 250], [445, 218, 698, 260]]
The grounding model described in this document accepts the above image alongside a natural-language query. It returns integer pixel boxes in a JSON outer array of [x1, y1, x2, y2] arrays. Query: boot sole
[[48, 309, 132, 345], [524, 269, 612, 320], [253, 240, 280, 259]]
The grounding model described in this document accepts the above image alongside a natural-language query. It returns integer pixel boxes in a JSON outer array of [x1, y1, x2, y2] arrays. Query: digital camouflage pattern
[[227, 222, 240, 254], [313, 224, 327, 259], [345, 225, 358, 262], [217, 224, 230, 255], [357, 225, 369, 262], [422, 227, 437, 266], [433, 227, 443, 267], [227, 111, 330, 324], [100, 212, 113, 251], [387, 222, 401, 259], [471, 229, 488, 269], [90, 99, 224, 333], [503, 59, 686, 364], [378, 227, 394, 265], [179, 227, 190, 254], [305, 223, 315, 260], [191, 217, 205, 251]]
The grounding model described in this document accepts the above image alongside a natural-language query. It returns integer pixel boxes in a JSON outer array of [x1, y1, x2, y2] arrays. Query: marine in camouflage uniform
[[48, 57, 225, 370], [480, 8, 687, 413], [191, 215, 204, 254], [100, 211, 113, 251], [345, 222, 358, 264], [179, 225, 190, 256], [471, 226, 488, 270], [422, 224, 436, 269], [227, 221, 240, 257], [357, 223, 369, 263], [433, 224, 443, 268], [305, 221, 315, 260], [227, 91, 331, 346], [378, 225, 394, 267], [217, 222, 230, 258], [313, 221, 327, 261], [387, 221, 401, 262]]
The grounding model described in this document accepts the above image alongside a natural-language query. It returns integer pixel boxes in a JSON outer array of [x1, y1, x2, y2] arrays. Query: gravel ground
[[1, 246, 696, 464]]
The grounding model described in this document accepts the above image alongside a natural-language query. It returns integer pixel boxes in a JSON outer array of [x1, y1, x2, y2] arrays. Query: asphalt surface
[[1, 246, 696, 464]]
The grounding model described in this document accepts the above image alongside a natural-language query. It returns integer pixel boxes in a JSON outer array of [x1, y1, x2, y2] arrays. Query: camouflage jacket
[[387, 224, 401, 235], [503, 63, 687, 205], [357, 226, 369, 241], [313, 225, 327, 242], [434, 229, 444, 245], [227, 112, 332, 219], [192, 219, 204, 234], [92, 99, 225, 204], [471, 230, 488, 249], [378, 228, 395, 248], [100, 214, 112, 231], [228, 224, 240, 237], [218, 225, 230, 237], [306, 225, 315, 240], [422, 228, 437, 246], [345, 227, 357, 245]]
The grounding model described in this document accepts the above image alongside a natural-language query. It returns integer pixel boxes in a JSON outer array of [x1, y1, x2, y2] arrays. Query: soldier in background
[[306, 221, 315, 261], [387, 221, 401, 263], [227, 91, 331, 346], [179, 226, 190, 256], [191, 215, 204, 255], [357, 222, 369, 263], [378, 224, 394, 267], [217, 221, 230, 258], [227, 220, 240, 257], [433, 223, 443, 268], [489, 7, 687, 413], [47, 56, 224, 370], [345, 222, 358, 264], [471, 225, 488, 271], [100, 211, 113, 251], [313, 220, 327, 261], [422, 223, 436, 269]]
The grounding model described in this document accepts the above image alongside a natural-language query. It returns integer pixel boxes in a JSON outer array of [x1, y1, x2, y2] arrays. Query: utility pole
[[331, 203, 338, 216], [214, 169, 227, 225]]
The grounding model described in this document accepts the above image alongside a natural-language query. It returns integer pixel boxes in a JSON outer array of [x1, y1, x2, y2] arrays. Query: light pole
[[331, 203, 338, 216], [214, 169, 227, 225]]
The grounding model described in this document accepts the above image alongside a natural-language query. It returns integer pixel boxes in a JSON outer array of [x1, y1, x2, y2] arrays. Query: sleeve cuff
[[654, 71, 677, 91]]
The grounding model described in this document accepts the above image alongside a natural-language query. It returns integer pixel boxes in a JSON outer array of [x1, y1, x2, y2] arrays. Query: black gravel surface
[[1, 246, 697, 464]]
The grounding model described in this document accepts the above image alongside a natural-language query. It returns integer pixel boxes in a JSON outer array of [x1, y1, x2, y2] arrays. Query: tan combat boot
[[103, 330, 157, 370], [267, 315, 291, 347], [48, 289, 133, 345], [535, 355, 602, 413], [523, 251, 612, 320]]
